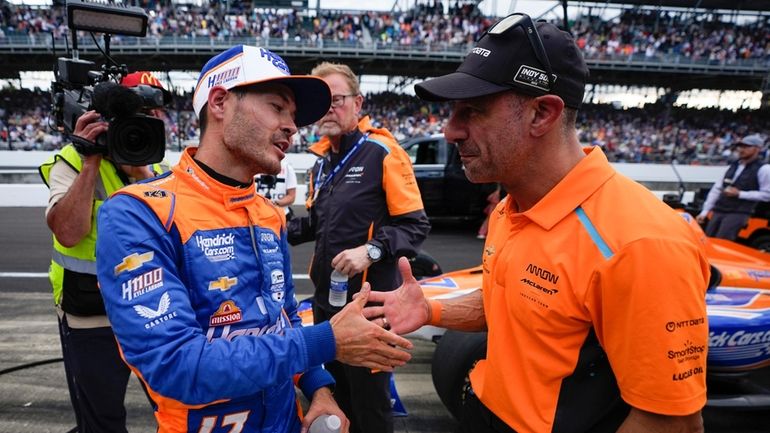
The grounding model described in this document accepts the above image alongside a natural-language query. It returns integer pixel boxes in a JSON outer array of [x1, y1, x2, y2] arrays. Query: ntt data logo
[[665, 317, 706, 332]]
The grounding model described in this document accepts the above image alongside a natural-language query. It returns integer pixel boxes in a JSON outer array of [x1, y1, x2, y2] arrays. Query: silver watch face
[[367, 244, 382, 261]]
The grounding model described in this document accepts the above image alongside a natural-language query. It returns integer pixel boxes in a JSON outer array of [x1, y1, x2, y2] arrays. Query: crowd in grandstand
[[1, 2, 768, 64], [575, 103, 768, 164], [572, 10, 769, 64], [0, 2, 767, 162], [1, 87, 767, 166]]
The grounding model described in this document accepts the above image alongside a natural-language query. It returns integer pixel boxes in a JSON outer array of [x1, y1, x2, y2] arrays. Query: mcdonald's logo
[[123, 71, 167, 91], [140, 72, 161, 87]]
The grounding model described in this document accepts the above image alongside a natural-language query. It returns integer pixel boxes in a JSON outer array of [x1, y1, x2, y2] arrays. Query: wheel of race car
[[431, 330, 488, 419], [409, 250, 443, 280], [750, 234, 770, 252], [707, 265, 722, 290]]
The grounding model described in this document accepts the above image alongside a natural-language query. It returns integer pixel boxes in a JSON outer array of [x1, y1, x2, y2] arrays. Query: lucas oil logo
[[672, 366, 704, 382], [209, 300, 243, 327], [195, 233, 236, 262], [122, 268, 163, 301]]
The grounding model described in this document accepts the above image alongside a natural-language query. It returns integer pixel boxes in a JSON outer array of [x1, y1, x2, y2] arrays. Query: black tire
[[409, 250, 443, 280], [431, 330, 488, 419], [750, 234, 770, 252], [707, 265, 722, 291]]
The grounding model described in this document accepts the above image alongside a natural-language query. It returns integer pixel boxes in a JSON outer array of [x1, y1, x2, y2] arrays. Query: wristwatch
[[366, 243, 382, 262]]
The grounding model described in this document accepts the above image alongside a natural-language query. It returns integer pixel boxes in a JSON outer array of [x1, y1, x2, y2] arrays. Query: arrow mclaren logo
[[525, 263, 560, 284]]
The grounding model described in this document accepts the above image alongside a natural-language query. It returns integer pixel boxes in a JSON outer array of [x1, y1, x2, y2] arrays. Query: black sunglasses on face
[[484, 13, 555, 92]]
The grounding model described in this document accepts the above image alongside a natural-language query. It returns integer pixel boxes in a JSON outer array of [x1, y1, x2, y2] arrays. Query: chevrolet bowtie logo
[[209, 276, 238, 291], [114, 252, 154, 276]]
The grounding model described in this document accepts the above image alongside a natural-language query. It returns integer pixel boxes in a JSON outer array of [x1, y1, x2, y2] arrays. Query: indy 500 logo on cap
[[514, 65, 556, 92]]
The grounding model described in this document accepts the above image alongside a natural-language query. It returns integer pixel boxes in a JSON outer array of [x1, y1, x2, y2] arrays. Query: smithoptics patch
[[513, 65, 555, 92]]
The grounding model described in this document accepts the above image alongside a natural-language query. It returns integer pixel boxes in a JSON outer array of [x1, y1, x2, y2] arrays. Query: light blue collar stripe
[[367, 138, 391, 154], [575, 207, 614, 259]]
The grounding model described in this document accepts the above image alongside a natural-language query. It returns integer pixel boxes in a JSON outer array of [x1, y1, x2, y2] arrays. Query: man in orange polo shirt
[[364, 13, 710, 433]]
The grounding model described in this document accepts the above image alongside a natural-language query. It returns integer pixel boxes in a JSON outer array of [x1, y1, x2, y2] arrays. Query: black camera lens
[[107, 115, 165, 166]]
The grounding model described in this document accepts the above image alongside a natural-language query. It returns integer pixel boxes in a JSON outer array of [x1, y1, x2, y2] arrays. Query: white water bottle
[[309, 414, 341, 433], [329, 270, 348, 307]]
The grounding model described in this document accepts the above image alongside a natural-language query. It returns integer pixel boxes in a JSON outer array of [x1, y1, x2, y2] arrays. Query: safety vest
[[39, 144, 169, 313]]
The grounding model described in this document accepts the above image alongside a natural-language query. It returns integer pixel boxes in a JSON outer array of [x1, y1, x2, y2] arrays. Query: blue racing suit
[[96, 148, 336, 433]]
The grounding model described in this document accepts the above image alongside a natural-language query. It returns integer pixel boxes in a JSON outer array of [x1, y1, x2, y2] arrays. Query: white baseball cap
[[193, 45, 331, 127], [735, 134, 765, 148]]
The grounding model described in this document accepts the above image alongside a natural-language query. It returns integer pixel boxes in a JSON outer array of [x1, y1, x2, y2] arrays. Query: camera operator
[[38, 71, 170, 433], [256, 158, 297, 219]]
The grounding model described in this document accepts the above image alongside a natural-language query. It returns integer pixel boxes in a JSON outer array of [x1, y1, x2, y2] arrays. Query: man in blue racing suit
[[95, 45, 412, 433]]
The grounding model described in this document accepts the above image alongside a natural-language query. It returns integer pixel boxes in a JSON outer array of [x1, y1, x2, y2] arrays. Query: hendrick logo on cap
[[514, 65, 556, 92], [259, 48, 290, 74]]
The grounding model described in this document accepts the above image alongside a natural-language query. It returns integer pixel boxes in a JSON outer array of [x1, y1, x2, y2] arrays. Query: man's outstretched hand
[[330, 283, 413, 371], [361, 257, 431, 335]]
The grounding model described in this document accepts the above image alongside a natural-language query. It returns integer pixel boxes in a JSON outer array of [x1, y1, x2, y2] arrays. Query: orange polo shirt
[[470, 146, 709, 432]]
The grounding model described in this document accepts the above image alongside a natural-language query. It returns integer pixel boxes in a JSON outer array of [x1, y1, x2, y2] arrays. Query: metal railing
[[1, 34, 768, 74]]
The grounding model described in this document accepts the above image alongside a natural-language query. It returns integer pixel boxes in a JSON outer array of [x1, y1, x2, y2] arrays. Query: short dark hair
[[562, 107, 577, 130], [198, 87, 250, 137]]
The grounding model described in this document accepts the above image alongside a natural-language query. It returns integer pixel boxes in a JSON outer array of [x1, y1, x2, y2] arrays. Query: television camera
[[50, 0, 165, 166], [256, 174, 278, 199]]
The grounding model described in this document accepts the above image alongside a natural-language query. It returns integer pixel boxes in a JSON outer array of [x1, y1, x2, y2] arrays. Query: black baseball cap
[[415, 15, 589, 109]]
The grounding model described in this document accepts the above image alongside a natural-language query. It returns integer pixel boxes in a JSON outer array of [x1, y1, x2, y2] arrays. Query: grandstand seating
[[2, 3, 767, 63], [0, 2, 767, 163]]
